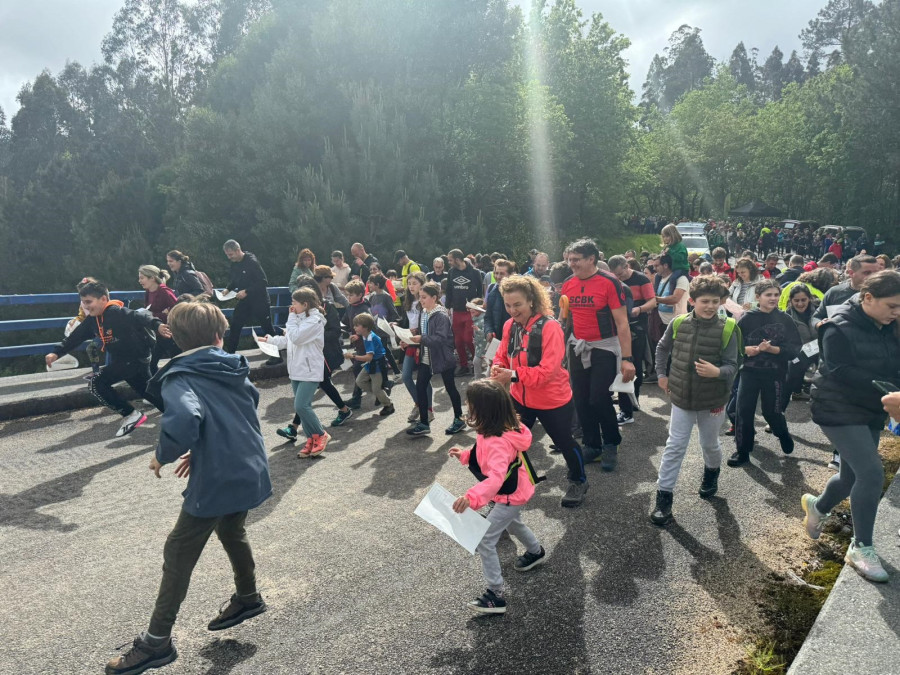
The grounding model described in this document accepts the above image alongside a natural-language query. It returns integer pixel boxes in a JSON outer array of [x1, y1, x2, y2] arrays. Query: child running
[[260, 288, 332, 457], [105, 298, 271, 675], [650, 275, 740, 525], [450, 379, 546, 615], [346, 313, 395, 416]]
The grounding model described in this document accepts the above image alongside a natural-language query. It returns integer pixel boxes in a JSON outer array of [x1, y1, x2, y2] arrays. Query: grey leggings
[[816, 425, 884, 547]]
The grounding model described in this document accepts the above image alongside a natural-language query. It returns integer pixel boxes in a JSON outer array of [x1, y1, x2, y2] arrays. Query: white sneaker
[[116, 410, 148, 437], [801, 494, 827, 540], [407, 406, 420, 423], [845, 540, 889, 583]]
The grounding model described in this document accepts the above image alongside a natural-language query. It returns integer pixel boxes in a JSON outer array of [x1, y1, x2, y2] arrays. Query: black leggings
[[417, 363, 462, 423], [735, 369, 789, 454], [90, 359, 163, 416], [514, 399, 585, 483], [292, 371, 345, 426], [568, 346, 621, 449]]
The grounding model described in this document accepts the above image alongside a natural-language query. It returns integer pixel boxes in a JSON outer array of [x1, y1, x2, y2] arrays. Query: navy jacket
[[484, 286, 510, 337], [419, 308, 456, 373], [147, 347, 272, 518]]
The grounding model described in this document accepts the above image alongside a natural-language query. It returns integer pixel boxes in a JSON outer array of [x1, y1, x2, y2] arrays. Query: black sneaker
[[724, 424, 735, 436], [514, 546, 547, 571], [208, 593, 267, 631], [726, 451, 750, 467], [445, 417, 466, 434], [406, 422, 431, 436], [617, 412, 634, 426], [560, 480, 588, 508], [649, 490, 673, 526], [330, 409, 353, 427], [780, 434, 794, 455], [467, 589, 507, 615], [276, 425, 298, 441], [379, 404, 395, 417], [347, 397, 362, 410], [106, 634, 177, 675]]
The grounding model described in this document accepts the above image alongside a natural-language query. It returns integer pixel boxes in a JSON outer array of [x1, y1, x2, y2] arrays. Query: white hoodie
[[266, 309, 325, 382]]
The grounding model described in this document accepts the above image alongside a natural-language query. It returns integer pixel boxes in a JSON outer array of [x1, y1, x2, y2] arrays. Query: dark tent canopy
[[728, 200, 783, 218]]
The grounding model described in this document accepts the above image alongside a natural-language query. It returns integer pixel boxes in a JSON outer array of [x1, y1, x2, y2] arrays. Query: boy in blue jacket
[[106, 299, 272, 675]]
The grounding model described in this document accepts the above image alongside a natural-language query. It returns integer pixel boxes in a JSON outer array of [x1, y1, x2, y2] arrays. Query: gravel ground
[[0, 373, 835, 675]]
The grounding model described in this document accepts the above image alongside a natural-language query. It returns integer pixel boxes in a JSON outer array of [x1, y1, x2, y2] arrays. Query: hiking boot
[[467, 589, 507, 615], [407, 406, 420, 423], [207, 593, 268, 631], [801, 494, 827, 540], [347, 396, 362, 410], [309, 432, 331, 456], [698, 467, 720, 498], [514, 546, 547, 572], [276, 425, 298, 441], [724, 424, 735, 436], [116, 411, 148, 438], [330, 409, 352, 427], [617, 412, 634, 426], [727, 451, 749, 467], [406, 422, 431, 436], [105, 634, 177, 675], [379, 404, 395, 417], [582, 445, 602, 463], [445, 417, 466, 435], [845, 540, 889, 583], [650, 490, 673, 526], [561, 480, 588, 508], [264, 356, 283, 366], [779, 434, 794, 455], [600, 444, 618, 472], [297, 437, 314, 458]]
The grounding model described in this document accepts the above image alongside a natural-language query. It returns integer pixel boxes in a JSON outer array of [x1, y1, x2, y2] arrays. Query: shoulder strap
[[722, 317, 736, 350], [671, 314, 686, 340]]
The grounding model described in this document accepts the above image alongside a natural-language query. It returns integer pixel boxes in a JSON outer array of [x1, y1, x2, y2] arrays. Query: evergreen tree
[[728, 42, 756, 91]]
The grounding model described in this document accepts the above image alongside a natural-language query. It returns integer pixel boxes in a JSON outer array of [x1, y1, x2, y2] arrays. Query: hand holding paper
[[414, 483, 490, 555], [215, 289, 237, 301], [252, 329, 281, 358]]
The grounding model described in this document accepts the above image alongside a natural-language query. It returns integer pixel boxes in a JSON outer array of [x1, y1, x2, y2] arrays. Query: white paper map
[[465, 301, 486, 313], [484, 338, 501, 363], [215, 289, 237, 301], [47, 354, 79, 371], [392, 325, 415, 345], [414, 483, 490, 555], [252, 329, 281, 358], [375, 317, 399, 349], [801, 340, 819, 357]]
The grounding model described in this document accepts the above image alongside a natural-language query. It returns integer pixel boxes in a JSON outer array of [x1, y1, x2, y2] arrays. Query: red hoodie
[[493, 314, 572, 410]]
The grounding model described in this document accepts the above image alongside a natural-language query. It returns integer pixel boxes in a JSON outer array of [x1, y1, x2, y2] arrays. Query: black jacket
[[171, 262, 205, 297], [736, 308, 802, 374], [54, 303, 161, 363], [776, 266, 804, 286], [812, 281, 858, 323], [226, 251, 269, 302], [811, 297, 900, 427], [445, 261, 483, 311], [322, 302, 345, 373]]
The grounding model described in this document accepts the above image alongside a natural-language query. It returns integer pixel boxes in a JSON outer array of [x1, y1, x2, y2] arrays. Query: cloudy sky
[[0, 0, 826, 119]]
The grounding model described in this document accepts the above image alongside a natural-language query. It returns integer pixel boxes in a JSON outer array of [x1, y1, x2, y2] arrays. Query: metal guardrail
[[0, 287, 292, 358]]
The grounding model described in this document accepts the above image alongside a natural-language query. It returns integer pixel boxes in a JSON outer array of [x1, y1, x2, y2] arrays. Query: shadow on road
[[198, 638, 258, 675]]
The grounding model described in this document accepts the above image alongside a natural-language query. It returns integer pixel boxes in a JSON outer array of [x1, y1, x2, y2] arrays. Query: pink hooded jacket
[[457, 425, 535, 510]]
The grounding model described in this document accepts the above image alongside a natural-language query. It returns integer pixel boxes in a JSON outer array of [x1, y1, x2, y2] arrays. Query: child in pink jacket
[[450, 379, 546, 615]]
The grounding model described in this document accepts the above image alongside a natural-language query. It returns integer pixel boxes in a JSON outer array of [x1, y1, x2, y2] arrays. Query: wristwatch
[[622, 356, 635, 363]]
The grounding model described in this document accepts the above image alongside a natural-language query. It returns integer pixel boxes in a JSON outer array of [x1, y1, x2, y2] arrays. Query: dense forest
[[0, 0, 897, 292]]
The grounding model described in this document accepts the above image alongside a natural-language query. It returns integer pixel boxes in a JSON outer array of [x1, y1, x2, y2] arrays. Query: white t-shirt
[[658, 274, 690, 324], [331, 264, 351, 290]]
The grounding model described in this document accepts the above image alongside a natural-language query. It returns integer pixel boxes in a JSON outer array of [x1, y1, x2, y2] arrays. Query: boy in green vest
[[650, 275, 740, 525]]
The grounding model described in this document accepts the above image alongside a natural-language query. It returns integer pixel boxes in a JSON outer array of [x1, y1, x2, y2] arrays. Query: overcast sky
[[0, 0, 826, 120]]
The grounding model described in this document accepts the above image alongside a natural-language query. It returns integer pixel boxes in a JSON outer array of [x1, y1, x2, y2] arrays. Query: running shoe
[[207, 593, 267, 631], [116, 411, 147, 438], [276, 425, 298, 441], [800, 494, 826, 540], [407, 406, 420, 423], [347, 397, 362, 410], [330, 409, 353, 427], [560, 481, 588, 508], [445, 417, 466, 435], [467, 589, 507, 615], [724, 424, 735, 436], [297, 437, 314, 458], [617, 412, 634, 426], [406, 422, 431, 436], [105, 633, 177, 675], [845, 540, 889, 583], [726, 451, 749, 467], [379, 404, 395, 417], [514, 546, 547, 572], [309, 432, 331, 456]]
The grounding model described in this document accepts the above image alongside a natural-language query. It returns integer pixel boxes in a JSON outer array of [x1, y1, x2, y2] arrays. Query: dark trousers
[[417, 363, 462, 423], [151, 335, 181, 375], [224, 298, 274, 354], [782, 355, 815, 412], [619, 329, 646, 416], [292, 371, 345, 426], [148, 509, 257, 637], [90, 359, 162, 416], [515, 399, 585, 483], [735, 369, 790, 455], [568, 346, 621, 449]]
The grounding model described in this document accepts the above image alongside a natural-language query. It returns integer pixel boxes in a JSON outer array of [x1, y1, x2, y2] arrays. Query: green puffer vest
[[668, 313, 731, 411]]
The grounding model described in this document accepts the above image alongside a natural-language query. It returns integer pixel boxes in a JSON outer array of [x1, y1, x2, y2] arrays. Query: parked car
[[676, 222, 707, 237], [815, 225, 844, 240], [777, 219, 818, 232], [683, 234, 711, 259], [843, 226, 868, 243]]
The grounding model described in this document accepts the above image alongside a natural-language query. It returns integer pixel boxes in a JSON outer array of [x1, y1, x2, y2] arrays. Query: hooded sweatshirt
[[445, 260, 484, 311], [265, 309, 325, 382], [457, 425, 535, 510], [147, 347, 272, 518], [53, 301, 159, 363]]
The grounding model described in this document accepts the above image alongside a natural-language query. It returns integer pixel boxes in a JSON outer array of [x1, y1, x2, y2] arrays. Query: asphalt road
[[0, 371, 838, 675]]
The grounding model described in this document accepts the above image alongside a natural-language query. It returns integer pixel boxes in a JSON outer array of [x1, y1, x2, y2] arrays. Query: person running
[[801, 270, 900, 582], [490, 274, 589, 508], [650, 275, 739, 525], [139, 265, 180, 374], [260, 288, 332, 457], [46, 280, 168, 437], [165, 250, 206, 297], [222, 240, 282, 366], [728, 279, 802, 467], [449, 379, 546, 615], [105, 298, 271, 675], [398, 272, 433, 423], [346, 313, 395, 416], [445, 248, 484, 376], [404, 281, 466, 436], [562, 238, 636, 471]]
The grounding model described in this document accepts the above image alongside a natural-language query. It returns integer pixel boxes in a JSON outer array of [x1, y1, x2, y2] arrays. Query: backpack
[[507, 316, 555, 367], [671, 314, 742, 366], [194, 270, 215, 296], [468, 440, 546, 495]]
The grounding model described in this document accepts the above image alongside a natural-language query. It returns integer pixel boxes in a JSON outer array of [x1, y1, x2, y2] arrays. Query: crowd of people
[[41, 230, 900, 675]]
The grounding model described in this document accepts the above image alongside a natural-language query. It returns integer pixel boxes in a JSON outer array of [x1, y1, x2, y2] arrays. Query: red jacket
[[493, 314, 572, 410]]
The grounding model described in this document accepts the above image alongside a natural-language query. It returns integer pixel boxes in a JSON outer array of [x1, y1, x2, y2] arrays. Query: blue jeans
[[402, 354, 431, 407], [291, 380, 324, 438]]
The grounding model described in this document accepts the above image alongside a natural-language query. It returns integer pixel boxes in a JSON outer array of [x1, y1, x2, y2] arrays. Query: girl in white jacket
[[260, 288, 330, 457]]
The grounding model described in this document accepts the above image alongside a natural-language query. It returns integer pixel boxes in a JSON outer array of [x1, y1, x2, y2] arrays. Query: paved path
[[0, 372, 838, 674]]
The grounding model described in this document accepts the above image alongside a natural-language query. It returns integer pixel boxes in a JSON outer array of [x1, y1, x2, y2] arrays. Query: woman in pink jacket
[[450, 379, 546, 615], [490, 275, 588, 508]]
